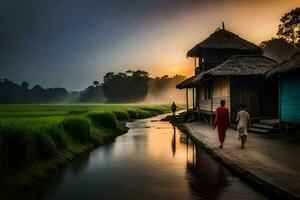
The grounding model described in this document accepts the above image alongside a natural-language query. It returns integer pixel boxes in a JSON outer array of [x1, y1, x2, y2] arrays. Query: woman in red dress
[[213, 100, 230, 148]]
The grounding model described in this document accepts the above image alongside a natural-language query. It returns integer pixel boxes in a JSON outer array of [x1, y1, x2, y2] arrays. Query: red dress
[[215, 106, 230, 144]]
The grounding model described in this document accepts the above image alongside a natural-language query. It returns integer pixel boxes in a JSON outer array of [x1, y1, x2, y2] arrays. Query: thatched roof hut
[[176, 76, 196, 89], [187, 29, 262, 57], [193, 55, 277, 84], [266, 51, 300, 77]]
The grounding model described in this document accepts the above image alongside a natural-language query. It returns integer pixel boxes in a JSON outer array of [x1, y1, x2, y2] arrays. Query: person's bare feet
[[219, 144, 223, 149]]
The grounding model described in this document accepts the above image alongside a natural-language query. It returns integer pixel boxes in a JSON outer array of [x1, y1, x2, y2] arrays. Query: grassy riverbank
[[0, 104, 172, 197]]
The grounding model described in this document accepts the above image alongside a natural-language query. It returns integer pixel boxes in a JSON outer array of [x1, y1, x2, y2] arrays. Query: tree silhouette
[[79, 81, 105, 102], [0, 79, 74, 103], [21, 81, 29, 89], [102, 70, 149, 102], [93, 81, 99, 87], [277, 7, 300, 46], [260, 37, 299, 62]]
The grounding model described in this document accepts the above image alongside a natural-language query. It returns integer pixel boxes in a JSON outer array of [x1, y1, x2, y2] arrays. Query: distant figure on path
[[213, 100, 230, 149], [236, 104, 251, 149], [171, 102, 177, 116]]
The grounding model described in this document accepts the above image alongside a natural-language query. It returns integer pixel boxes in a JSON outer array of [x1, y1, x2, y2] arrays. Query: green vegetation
[[137, 109, 153, 118], [126, 109, 139, 119], [0, 126, 31, 174], [33, 131, 57, 159], [0, 104, 172, 196], [111, 110, 129, 120], [62, 116, 91, 142], [87, 112, 118, 129]]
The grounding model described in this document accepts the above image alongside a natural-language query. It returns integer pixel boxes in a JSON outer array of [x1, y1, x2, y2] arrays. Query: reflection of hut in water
[[177, 26, 278, 124], [186, 144, 227, 199], [266, 51, 300, 128]]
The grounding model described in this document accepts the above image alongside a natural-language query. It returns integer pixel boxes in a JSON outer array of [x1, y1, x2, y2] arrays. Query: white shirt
[[236, 110, 250, 136]]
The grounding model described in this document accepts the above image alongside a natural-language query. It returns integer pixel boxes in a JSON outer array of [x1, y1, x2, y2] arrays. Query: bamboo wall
[[198, 77, 230, 112], [230, 76, 278, 119]]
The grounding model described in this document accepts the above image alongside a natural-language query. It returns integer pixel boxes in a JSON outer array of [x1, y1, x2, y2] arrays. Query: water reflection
[[27, 115, 262, 200], [171, 125, 176, 157], [185, 138, 228, 200]]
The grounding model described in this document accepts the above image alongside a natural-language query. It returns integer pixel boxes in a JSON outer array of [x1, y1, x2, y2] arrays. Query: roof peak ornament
[[222, 21, 225, 30]]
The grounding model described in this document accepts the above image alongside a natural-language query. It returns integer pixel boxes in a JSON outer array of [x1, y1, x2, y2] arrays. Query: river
[[30, 114, 267, 200]]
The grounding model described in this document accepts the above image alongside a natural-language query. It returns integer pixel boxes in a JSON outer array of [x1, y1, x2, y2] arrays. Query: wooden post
[[186, 88, 189, 111], [210, 84, 214, 125], [186, 136, 189, 162], [192, 87, 195, 110], [193, 57, 197, 111], [196, 87, 200, 121], [192, 144, 195, 165], [194, 58, 197, 74]]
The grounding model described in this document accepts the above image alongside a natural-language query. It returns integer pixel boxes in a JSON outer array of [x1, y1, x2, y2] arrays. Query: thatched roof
[[193, 55, 277, 84], [266, 51, 300, 77], [176, 76, 196, 89], [187, 29, 262, 57]]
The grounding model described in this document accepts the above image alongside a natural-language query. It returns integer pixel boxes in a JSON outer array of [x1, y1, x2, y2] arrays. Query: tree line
[[0, 79, 81, 103], [260, 7, 300, 62], [1, 7, 298, 104], [102, 70, 186, 102], [0, 72, 186, 103]]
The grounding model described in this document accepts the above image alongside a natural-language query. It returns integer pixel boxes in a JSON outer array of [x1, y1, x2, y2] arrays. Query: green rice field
[[0, 104, 173, 194]]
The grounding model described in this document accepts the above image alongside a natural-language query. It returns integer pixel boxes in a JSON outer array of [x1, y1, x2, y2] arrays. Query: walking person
[[171, 102, 177, 116], [213, 100, 230, 149], [236, 104, 251, 149]]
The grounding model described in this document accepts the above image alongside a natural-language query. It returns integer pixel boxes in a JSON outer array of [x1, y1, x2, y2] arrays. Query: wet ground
[[29, 115, 266, 200]]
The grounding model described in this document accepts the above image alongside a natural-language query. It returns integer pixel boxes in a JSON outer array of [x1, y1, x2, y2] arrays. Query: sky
[[0, 0, 299, 90]]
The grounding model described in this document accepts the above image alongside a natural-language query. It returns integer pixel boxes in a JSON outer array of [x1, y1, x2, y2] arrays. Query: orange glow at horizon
[[146, 1, 299, 78], [150, 59, 195, 78], [95, 0, 300, 80]]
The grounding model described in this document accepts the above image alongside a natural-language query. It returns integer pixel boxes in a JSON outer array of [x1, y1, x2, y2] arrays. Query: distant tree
[[44, 88, 68, 102], [93, 81, 99, 87], [79, 81, 105, 102], [31, 85, 44, 93], [103, 72, 114, 83], [0, 79, 76, 103], [125, 70, 134, 75], [21, 81, 29, 89], [102, 70, 149, 102], [132, 70, 149, 78], [260, 37, 299, 62], [277, 7, 300, 46]]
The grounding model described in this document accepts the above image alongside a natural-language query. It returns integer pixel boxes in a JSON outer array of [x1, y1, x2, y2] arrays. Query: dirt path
[[181, 122, 300, 199]]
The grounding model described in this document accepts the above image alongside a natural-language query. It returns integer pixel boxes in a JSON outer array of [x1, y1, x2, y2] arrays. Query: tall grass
[[46, 126, 67, 150], [0, 125, 31, 175], [33, 131, 57, 159], [137, 109, 153, 119], [62, 116, 91, 143], [126, 109, 139, 119], [68, 110, 89, 115], [87, 112, 118, 129], [141, 107, 164, 114], [112, 110, 129, 120]]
